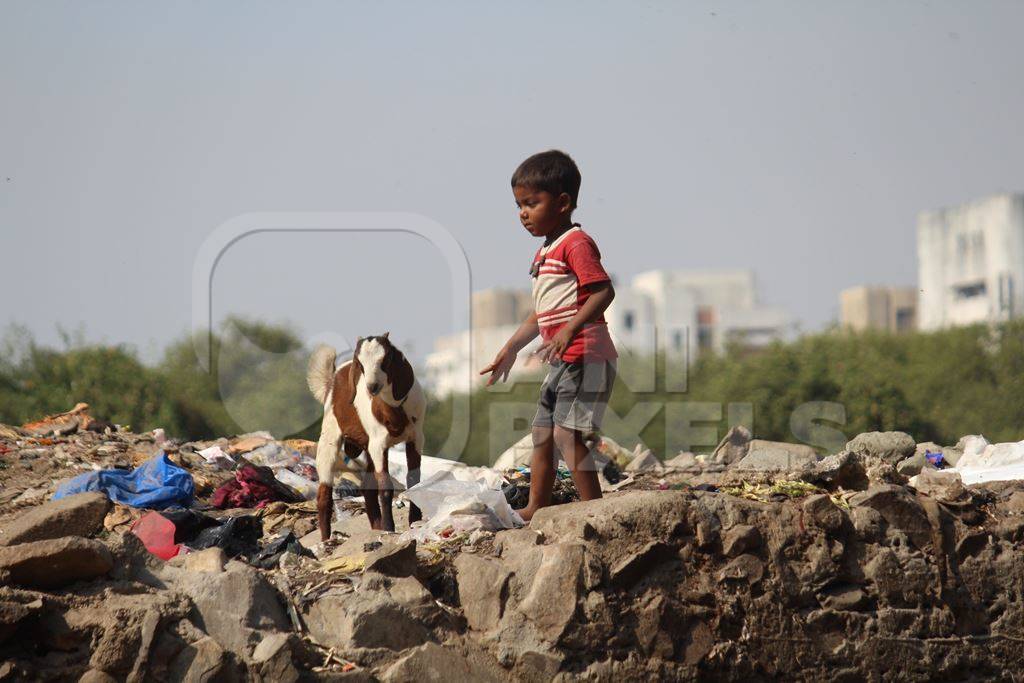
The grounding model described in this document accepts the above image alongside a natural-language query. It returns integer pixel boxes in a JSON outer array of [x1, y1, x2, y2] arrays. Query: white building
[[918, 193, 1024, 330], [423, 273, 793, 395], [607, 269, 794, 359]]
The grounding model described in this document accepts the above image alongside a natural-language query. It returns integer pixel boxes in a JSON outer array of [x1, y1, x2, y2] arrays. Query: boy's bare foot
[[517, 505, 539, 523]]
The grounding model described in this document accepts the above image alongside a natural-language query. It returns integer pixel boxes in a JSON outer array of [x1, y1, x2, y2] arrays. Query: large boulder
[[0, 492, 110, 546], [0, 536, 112, 589], [382, 641, 506, 682], [849, 485, 932, 550], [845, 432, 915, 464], [302, 583, 436, 651], [159, 560, 290, 660], [711, 425, 752, 465], [733, 440, 818, 472]]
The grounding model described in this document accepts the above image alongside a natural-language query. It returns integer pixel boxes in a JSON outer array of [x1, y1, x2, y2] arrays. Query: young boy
[[480, 150, 617, 521]]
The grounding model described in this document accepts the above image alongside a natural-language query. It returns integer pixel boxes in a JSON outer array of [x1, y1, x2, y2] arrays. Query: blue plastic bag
[[53, 452, 195, 509]]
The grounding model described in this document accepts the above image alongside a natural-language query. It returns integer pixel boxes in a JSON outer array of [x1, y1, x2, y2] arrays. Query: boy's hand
[[536, 327, 573, 364], [480, 346, 516, 385]]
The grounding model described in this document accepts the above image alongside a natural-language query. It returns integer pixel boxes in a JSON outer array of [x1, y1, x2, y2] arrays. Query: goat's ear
[[381, 331, 390, 341], [389, 349, 415, 403], [349, 338, 364, 404]]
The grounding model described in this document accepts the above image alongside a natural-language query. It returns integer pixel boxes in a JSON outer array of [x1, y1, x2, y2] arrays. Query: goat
[[307, 333, 426, 539]]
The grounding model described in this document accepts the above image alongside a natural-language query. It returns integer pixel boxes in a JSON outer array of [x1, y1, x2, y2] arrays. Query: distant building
[[918, 193, 1024, 330], [422, 289, 543, 396], [839, 286, 918, 333], [608, 269, 794, 358], [423, 272, 793, 395]]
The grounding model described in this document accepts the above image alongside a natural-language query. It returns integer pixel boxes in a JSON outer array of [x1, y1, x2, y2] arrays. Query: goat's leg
[[405, 439, 422, 525], [361, 469, 383, 531], [314, 410, 343, 542], [376, 467, 395, 533]]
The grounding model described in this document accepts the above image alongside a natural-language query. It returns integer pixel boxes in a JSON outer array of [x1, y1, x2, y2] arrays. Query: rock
[[722, 524, 761, 557], [849, 485, 932, 550], [0, 598, 43, 644], [364, 540, 417, 577], [609, 541, 673, 587], [845, 432, 915, 463], [803, 494, 846, 534], [896, 453, 927, 477], [168, 635, 229, 683], [182, 547, 226, 573], [78, 670, 118, 683], [162, 561, 290, 660], [518, 543, 585, 642], [712, 425, 752, 465], [0, 536, 112, 589], [382, 642, 505, 683], [733, 440, 817, 472], [802, 451, 868, 490], [664, 452, 698, 470], [0, 492, 111, 546], [302, 588, 431, 651], [817, 583, 867, 611], [454, 554, 512, 632], [717, 554, 764, 584], [624, 449, 663, 472], [251, 632, 299, 682], [908, 469, 966, 502]]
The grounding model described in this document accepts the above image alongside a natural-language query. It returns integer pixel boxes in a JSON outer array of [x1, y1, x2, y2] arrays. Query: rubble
[[4, 411, 1024, 679]]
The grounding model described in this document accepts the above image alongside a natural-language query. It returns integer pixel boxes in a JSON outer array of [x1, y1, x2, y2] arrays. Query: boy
[[480, 150, 617, 521]]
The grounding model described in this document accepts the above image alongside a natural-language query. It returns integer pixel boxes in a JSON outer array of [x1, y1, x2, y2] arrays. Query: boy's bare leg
[[554, 425, 603, 502], [518, 425, 556, 522]]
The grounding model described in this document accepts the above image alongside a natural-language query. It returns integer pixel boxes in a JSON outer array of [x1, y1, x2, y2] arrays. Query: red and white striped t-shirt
[[531, 226, 617, 363]]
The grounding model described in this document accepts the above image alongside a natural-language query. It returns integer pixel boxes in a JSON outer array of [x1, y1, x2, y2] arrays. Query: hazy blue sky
[[2, 1, 1023, 365]]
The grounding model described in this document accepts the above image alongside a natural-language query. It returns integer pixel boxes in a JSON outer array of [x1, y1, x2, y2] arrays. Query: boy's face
[[513, 185, 572, 238]]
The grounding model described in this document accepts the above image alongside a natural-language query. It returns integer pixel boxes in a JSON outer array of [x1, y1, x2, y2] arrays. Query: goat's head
[[350, 332, 414, 405]]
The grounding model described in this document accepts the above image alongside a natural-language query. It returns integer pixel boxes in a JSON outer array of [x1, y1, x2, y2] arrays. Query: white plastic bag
[[955, 436, 1024, 485], [400, 470, 523, 541], [275, 468, 318, 500]]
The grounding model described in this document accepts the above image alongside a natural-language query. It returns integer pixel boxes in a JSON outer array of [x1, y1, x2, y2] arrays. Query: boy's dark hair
[[511, 150, 582, 209]]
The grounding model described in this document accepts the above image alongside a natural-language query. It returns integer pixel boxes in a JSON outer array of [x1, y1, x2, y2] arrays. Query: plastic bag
[[955, 436, 1024, 485], [275, 468, 318, 500], [400, 471, 523, 542], [53, 452, 195, 509], [197, 445, 235, 470], [189, 515, 263, 559], [131, 511, 181, 560]]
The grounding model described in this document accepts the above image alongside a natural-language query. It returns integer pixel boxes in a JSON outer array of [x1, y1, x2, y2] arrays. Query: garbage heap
[[2, 407, 1024, 680]]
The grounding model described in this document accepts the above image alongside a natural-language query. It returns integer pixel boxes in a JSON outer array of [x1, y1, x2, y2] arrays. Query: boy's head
[[511, 150, 581, 238]]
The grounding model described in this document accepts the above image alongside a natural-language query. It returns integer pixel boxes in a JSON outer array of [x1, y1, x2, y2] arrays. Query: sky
[[2, 1, 1023, 366]]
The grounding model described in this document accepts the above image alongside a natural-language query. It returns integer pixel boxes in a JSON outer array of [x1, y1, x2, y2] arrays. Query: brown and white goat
[[306, 333, 425, 539]]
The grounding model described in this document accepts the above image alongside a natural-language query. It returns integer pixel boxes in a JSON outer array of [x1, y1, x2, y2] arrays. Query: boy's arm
[[537, 281, 615, 362], [480, 311, 540, 385]]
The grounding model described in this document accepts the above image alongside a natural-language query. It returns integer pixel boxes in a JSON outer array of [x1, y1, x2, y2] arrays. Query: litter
[[252, 531, 315, 569], [197, 445, 235, 470], [400, 471, 523, 542], [53, 452, 195, 509], [954, 435, 1024, 485], [210, 463, 304, 509], [925, 450, 945, 468], [275, 469, 318, 500], [131, 511, 182, 560], [190, 515, 263, 559]]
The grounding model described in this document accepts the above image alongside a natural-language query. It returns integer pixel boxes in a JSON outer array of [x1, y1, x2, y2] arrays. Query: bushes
[[3, 319, 1024, 466]]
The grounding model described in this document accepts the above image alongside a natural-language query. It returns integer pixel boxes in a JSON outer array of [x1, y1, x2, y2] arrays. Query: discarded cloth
[[210, 463, 303, 509], [53, 452, 195, 509]]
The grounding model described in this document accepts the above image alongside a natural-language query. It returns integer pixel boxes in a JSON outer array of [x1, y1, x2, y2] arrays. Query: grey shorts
[[532, 359, 616, 436]]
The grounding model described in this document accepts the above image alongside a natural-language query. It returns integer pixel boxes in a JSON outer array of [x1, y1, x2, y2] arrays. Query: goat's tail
[[307, 344, 337, 404]]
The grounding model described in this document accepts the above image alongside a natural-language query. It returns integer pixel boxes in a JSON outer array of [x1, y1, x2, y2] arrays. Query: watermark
[[191, 212, 473, 456]]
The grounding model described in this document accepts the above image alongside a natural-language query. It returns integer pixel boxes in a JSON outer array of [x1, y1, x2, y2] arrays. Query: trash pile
[[3, 404, 1024, 679]]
